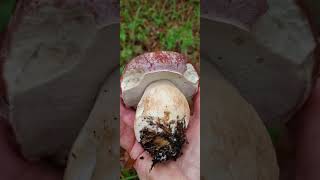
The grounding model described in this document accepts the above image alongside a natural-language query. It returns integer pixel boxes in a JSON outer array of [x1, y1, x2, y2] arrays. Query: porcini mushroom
[[64, 59, 278, 180], [121, 51, 199, 167]]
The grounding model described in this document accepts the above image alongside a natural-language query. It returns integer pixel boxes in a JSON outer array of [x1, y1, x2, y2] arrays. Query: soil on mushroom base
[[139, 117, 187, 171]]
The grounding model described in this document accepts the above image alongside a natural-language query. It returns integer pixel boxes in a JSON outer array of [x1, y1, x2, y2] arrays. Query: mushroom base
[[139, 119, 187, 171]]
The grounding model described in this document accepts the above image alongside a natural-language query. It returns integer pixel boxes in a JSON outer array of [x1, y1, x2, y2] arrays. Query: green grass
[[0, 0, 16, 33], [120, 0, 200, 74], [120, 168, 139, 180]]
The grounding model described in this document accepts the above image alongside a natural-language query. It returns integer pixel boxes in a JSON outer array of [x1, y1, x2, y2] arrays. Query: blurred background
[[1, 0, 320, 180]]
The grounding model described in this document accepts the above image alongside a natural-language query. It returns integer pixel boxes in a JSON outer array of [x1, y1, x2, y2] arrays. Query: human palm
[[120, 92, 200, 180]]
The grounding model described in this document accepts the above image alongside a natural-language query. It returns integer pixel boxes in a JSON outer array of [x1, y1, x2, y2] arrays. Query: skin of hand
[[120, 90, 200, 180]]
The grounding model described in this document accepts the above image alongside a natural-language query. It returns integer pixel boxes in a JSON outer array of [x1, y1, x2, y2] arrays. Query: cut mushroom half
[[64, 69, 119, 180], [121, 51, 200, 168], [200, 59, 279, 179], [2, 0, 119, 164], [201, 0, 317, 129]]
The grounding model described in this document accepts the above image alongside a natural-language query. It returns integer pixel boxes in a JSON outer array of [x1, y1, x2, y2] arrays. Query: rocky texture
[[1, 0, 119, 164], [64, 69, 119, 180], [201, 59, 279, 180], [201, 0, 317, 128]]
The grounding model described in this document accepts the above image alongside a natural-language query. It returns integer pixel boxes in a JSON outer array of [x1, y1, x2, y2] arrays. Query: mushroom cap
[[121, 51, 199, 107]]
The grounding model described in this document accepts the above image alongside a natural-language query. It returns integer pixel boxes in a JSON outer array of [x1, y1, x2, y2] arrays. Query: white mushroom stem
[[134, 80, 190, 142]]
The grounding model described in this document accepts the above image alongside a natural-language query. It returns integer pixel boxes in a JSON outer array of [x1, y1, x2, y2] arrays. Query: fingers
[[120, 99, 135, 128], [120, 98, 136, 153], [128, 141, 144, 161], [120, 119, 135, 153], [120, 99, 146, 173], [192, 89, 200, 120], [133, 151, 153, 180], [134, 152, 185, 180]]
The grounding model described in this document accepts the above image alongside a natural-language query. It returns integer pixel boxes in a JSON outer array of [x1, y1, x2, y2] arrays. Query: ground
[[120, 0, 200, 73]]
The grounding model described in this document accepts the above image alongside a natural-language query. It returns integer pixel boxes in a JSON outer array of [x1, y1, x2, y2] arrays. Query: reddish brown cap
[[121, 51, 199, 107]]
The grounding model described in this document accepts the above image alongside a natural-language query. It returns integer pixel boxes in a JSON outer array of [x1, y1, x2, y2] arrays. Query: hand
[[0, 119, 63, 180], [120, 91, 200, 180]]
